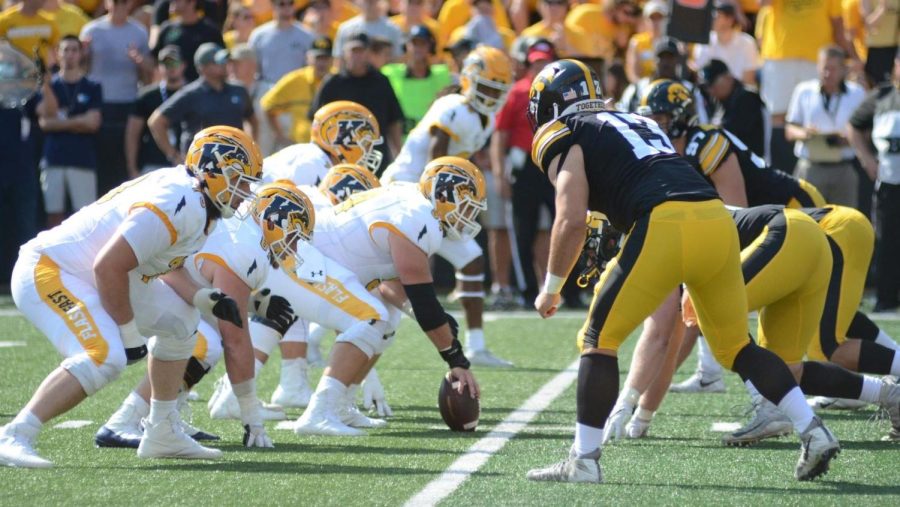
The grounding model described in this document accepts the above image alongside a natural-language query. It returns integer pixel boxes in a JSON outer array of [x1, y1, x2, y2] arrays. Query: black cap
[[714, 1, 737, 16], [408, 24, 435, 44], [700, 58, 731, 84], [309, 36, 333, 56], [654, 37, 681, 57], [345, 31, 370, 49], [159, 45, 182, 63]]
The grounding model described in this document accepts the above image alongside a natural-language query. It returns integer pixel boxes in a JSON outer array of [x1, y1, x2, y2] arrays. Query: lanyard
[[821, 88, 843, 126], [159, 82, 169, 103]]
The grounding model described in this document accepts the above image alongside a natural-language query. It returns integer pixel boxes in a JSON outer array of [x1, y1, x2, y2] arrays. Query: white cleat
[[0, 427, 53, 468], [808, 396, 868, 411], [877, 380, 900, 439], [467, 349, 514, 368], [294, 393, 365, 437], [794, 417, 840, 481], [137, 412, 223, 460], [186, 390, 200, 402], [669, 372, 726, 393], [271, 383, 313, 409], [625, 416, 651, 439], [526, 446, 602, 483], [339, 393, 387, 429], [209, 378, 285, 421], [722, 400, 793, 447]]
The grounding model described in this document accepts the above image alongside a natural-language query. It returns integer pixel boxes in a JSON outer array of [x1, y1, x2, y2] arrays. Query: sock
[[776, 387, 815, 433], [109, 391, 150, 426], [848, 311, 881, 341], [697, 336, 723, 377], [317, 375, 347, 395], [574, 423, 604, 456], [876, 330, 900, 351], [731, 343, 797, 405], [858, 341, 896, 374], [859, 376, 883, 403], [8, 410, 42, 441], [575, 354, 619, 453], [148, 399, 178, 425], [232, 379, 260, 424], [634, 406, 654, 422], [744, 380, 763, 405], [346, 383, 360, 405], [280, 358, 308, 386], [798, 361, 864, 399], [466, 328, 485, 351]]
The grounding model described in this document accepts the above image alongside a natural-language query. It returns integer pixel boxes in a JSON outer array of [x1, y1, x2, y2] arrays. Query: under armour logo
[[417, 225, 427, 241], [247, 260, 257, 276], [311, 270, 323, 277], [175, 196, 186, 215]]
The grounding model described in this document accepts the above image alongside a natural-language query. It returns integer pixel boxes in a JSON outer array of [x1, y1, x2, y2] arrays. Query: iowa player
[[524, 59, 838, 483]]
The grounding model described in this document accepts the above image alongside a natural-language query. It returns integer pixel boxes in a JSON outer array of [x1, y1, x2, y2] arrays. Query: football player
[[638, 79, 827, 393], [524, 59, 837, 483], [0, 126, 261, 467], [380, 45, 514, 368]]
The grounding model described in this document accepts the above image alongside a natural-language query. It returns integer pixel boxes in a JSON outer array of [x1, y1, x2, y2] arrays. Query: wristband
[[118, 320, 145, 348], [439, 338, 471, 370], [542, 273, 566, 295]]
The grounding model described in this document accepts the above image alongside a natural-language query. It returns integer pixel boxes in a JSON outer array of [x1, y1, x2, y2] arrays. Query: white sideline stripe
[[0, 341, 26, 347], [53, 420, 93, 429], [0, 309, 22, 317], [710, 422, 742, 433], [404, 358, 580, 507]]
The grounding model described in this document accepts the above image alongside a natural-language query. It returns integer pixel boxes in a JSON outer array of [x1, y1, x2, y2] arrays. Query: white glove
[[362, 368, 392, 417], [243, 424, 274, 448], [602, 401, 634, 444]]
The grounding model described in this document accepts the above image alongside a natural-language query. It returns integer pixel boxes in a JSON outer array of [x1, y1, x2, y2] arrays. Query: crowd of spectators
[[0, 0, 897, 311]]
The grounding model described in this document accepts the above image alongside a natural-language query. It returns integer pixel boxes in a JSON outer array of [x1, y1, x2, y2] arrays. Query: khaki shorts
[[40, 165, 97, 214]]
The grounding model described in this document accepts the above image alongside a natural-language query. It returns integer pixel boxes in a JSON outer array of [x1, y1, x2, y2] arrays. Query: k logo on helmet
[[326, 174, 370, 201], [334, 120, 367, 147], [199, 142, 250, 174]]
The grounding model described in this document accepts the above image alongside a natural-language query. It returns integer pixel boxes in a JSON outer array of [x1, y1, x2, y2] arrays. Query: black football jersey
[[532, 111, 718, 231], [729, 205, 785, 249], [684, 125, 805, 206]]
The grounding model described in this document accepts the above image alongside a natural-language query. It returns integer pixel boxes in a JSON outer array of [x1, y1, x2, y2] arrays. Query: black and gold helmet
[[636, 79, 697, 138], [526, 59, 605, 133]]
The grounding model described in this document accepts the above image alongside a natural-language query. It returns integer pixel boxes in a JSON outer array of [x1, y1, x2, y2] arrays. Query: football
[[438, 374, 480, 432]]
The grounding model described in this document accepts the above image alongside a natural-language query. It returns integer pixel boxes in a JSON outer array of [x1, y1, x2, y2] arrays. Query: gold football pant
[[577, 200, 750, 369], [806, 206, 875, 360], [742, 209, 831, 363]]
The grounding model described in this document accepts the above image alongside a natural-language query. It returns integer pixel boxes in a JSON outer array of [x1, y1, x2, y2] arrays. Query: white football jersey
[[28, 166, 212, 285], [382, 94, 494, 183], [298, 183, 333, 211], [187, 217, 269, 291], [313, 182, 443, 286], [263, 142, 333, 187]]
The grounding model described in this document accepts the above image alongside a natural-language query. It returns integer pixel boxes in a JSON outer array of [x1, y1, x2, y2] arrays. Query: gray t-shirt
[[81, 17, 149, 104], [158, 78, 255, 152], [334, 16, 404, 59], [249, 22, 314, 84]]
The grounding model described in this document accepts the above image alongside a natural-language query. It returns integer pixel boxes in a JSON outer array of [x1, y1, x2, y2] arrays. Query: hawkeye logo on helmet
[[335, 119, 366, 147], [199, 142, 249, 173]]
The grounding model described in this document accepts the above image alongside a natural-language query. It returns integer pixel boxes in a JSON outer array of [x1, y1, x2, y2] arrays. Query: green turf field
[[1, 310, 899, 506]]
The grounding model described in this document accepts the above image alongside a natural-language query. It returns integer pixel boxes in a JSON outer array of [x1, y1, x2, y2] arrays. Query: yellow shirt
[[759, 0, 842, 62], [521, 21, 588, 58], [260, 66, 331, 143], [565, 4, 624, 60], [0, 6, 60, 65], [334, 1, 361, 24], [73, 0, 100, 16], [48, 3, 89, 38], [842, 0, 867, 60], [864, 0, 899, 48], [389, 14, 443, 54], [739, 0, 761, 15], [437, 0, 512, 47], [629, 31, 656, 79]]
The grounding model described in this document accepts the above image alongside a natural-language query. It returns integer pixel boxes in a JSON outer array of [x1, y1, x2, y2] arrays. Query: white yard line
[[0, 341, 26, 347], [404, 358, 580, 507]]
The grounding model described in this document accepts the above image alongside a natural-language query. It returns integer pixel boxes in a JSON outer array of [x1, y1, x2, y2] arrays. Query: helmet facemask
[[257, 194, 314, 269], [214, 163, 261, 218], [429, 172, 487, 240], [465, 75, 511, 115]]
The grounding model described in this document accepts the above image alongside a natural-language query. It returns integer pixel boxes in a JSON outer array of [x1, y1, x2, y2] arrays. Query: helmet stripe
[[571, 59, 596, 100]]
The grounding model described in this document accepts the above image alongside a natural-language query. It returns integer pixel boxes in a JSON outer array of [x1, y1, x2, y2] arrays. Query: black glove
[[211, 292, 243, 328], [252, 288, 298, 330], [125, 345, 148, 365]]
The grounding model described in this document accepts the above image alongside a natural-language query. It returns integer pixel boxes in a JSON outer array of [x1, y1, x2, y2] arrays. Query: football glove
[[193, 288, 243, 328], [243, 424, 274, 448], [118, 320, 148, 365], [362, 368, 393, 417], [577, 217, 622, 288], [251, 288, 297, 331], [602, 401, 634, 444]]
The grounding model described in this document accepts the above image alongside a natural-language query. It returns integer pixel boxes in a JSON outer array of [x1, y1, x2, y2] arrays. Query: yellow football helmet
[[318, 163, 381, 205], [419, 156, 487, 240], [459, 45, 513, 116], [310, 101, 383, 172], [253, 181, 316, 267], [185, 125, 263, 218]]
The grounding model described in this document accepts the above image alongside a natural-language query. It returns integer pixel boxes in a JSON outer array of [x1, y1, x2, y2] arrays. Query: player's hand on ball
[[252, 288, 297, 330], [534, 292, 561, 318], [243, 424, 274, 448], [194, 288, 243, 328], [450, 367, 480, 399], [362, 368, 393, 417]]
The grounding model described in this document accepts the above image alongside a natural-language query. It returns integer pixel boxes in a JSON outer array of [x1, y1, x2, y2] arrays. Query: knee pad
[[305, 322, 328, 345], [61, 352, 125, 396], [249, 315, 284, 356], [455, 272, 486, 283], [282, 319, 310, 343], [335, 319, 385, 359], [138, 305, 201, 343], [183, 356, 211, 389], [148, 331, 198, 361], [374, 321, 396, 355]]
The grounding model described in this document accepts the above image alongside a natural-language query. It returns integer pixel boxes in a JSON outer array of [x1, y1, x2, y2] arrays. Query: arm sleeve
[[119, 207, 178, 266], [849, 90, 878, 130]]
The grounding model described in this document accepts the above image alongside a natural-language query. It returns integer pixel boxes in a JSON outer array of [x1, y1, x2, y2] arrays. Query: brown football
[[438, 374, 480, 432]]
